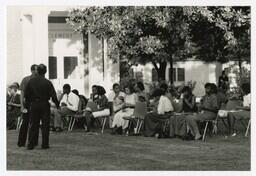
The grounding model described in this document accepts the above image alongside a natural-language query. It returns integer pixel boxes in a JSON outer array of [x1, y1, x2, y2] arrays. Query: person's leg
[[41, 102, 50, 148], [186, 114, 203, 139], [84, 111, 93, 132], [59, 107, 75, 130], [143, 113, 160, 137], [27, 103, 40, 149], [17, 112, 29, 147], [227, 112, 236, 135]]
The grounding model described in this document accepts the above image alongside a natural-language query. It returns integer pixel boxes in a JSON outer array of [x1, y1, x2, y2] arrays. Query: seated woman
[[7, 82, 21, 130], [111, 85, 137, 134], [169, 86, 197, 138], [108, 83, 126, 127], [227, 82, 250, 136], [84, 86, 110, 132], [144, 88, 174, 138], [185, 83, 218, 140]]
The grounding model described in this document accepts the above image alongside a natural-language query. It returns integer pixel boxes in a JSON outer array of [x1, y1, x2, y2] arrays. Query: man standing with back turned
[[17, 64, 38, 147], [24, 64, 59, 150]]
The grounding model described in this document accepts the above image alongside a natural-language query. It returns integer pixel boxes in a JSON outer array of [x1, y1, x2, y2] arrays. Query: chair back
[[134, 102, 147, 120]]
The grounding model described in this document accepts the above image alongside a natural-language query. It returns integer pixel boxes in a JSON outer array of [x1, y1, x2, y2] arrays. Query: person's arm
[[184, 96, 195, 110], [19, 79, 26, 112], [236, 106, 250, 111], [50, 83, 59, 109], [24, 82, 31, 107], [8, 94, 21, 107]]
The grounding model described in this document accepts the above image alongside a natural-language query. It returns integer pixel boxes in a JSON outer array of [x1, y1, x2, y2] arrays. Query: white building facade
[[7, 6, 119, 97]]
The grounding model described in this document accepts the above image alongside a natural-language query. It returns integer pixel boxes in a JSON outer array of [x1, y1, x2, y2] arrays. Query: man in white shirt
[[228, 82, 250, 136], [52, 84, 79, 131]]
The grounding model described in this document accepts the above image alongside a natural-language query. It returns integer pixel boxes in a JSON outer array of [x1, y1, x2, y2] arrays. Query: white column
[[21, 13, 34, 77], [88, 33, 104, 94], [33, 7, 50, 77], [104, 40, 120, 95]]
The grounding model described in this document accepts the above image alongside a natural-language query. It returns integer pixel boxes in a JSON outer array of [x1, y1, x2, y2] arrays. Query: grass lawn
[[7, 127, 250, 171]]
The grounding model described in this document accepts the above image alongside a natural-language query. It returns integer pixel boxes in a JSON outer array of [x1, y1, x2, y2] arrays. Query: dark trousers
[[84, 111, 94, 131], [143, 112, 170, 137], [17, 110, 38, 146], [28, 101, 50, 147]]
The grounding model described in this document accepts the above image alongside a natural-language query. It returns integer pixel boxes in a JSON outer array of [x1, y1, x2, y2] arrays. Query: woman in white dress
[[112, 85, 138, 134]]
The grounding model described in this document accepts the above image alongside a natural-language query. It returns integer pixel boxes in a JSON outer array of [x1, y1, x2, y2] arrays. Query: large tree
[[66, 6, 195, 83], [188, 6, 250, 67], [66, 6, 250, 83]]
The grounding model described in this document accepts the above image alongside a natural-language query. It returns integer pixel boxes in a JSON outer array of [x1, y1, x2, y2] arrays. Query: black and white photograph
[[1, 0, 254, 175]]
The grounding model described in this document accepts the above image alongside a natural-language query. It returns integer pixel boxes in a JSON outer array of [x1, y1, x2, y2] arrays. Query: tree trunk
[[152, 61, 167, 81], [82, 31, 89, 96], [169, 56, 174, 85]]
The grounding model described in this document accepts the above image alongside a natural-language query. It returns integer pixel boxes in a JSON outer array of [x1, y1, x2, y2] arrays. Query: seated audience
[[227, 82, 250, 136], [185, 83, 218, 140], [111, 85, 137, 134], [144, 88, 174, 138], [83, 86, 110, 132], [7, 82, 21, 130], [51, 84, 80, 131]]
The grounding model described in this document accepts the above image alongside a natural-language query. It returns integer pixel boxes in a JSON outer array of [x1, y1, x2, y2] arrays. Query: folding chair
[[68, 114, 87, 132], [123, 102, 147, 135], [202, 114, 219, 141], [99, 116, 108, 133]]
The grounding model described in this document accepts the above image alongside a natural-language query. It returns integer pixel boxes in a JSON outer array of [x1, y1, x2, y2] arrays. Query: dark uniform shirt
[[20, 75, 34, 92], [24, 75, 59, 108]]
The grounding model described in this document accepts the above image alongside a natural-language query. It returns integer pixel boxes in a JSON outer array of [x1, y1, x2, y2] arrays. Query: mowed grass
[[7, 126, 250, 171]]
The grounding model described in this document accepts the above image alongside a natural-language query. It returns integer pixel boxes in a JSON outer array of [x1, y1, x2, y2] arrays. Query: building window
[[48, 56, 57, 79], [169, 68, 185, 82], [64, 56, 78, 79], [177, 68, 185, 81], [48, 16, 67, 23]]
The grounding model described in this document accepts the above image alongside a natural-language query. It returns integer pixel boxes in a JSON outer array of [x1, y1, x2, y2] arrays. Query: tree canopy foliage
[[66, 6, 250, 82]]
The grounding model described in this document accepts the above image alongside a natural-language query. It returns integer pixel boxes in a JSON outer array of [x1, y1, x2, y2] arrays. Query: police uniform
[[25, 75, 59, 149]]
